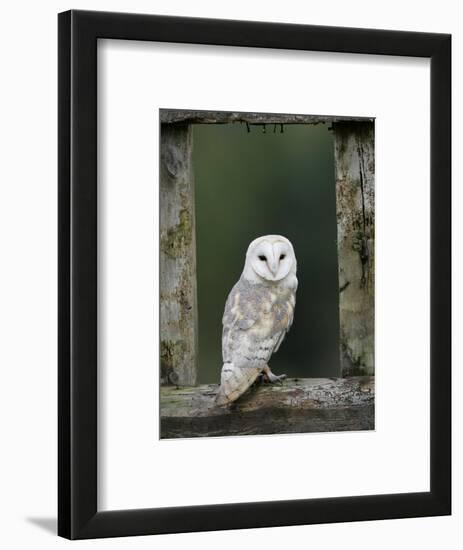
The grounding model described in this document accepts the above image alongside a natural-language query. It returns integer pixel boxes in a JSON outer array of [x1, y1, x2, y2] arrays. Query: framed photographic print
[[58, 10, 451, 539]]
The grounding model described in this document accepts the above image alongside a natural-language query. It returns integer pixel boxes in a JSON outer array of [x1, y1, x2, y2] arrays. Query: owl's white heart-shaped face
[[244, 235, 296, 283]]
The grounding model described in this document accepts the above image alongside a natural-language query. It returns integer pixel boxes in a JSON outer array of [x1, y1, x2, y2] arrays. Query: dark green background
[[193, 123, 340, 384]]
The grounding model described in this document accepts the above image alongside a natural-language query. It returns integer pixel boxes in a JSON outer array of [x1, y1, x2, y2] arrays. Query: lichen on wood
[[160, 123, 198, 386], [160, 376, 374, 438], [160, 208, 193, 259], [333, 122, 375, 376]]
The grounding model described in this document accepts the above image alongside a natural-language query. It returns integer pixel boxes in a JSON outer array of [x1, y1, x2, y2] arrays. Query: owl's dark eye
[[280, 254, 286, 260], [258, 255, 266, 261]]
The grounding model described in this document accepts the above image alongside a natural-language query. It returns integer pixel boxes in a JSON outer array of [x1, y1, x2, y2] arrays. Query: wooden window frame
[[159, 109, 375, 437]]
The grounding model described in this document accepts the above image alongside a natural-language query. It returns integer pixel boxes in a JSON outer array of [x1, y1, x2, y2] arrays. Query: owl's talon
[[266, 372, 286, 384]]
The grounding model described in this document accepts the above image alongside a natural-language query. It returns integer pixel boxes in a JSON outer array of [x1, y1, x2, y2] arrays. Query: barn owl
[[215, 235, 297, 406]]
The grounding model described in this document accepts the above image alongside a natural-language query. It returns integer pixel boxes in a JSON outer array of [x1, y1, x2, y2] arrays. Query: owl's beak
[[268, 258, 279, 277]]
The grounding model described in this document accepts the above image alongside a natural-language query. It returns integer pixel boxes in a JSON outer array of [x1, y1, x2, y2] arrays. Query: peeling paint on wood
[[333, 122, 375, 376], [160, 377, 374, 438], [160, 124, 198, 386]]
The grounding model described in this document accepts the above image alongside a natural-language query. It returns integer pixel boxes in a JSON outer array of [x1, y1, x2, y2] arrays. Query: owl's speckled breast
[[238, 279, 295, 337]]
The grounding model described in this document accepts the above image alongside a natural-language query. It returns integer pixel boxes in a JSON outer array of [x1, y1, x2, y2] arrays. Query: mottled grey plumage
[[216, 235, 297, 405]]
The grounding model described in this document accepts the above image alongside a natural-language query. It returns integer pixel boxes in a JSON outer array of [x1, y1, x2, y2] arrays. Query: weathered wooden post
[[160, 123, 198, 386], [333, 121, 375, 376]]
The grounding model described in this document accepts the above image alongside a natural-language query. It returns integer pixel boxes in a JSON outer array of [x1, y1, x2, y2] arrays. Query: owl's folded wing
[[222, 281, 260, 331]]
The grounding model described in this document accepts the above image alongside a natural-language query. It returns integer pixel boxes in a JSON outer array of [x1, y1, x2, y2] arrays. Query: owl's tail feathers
[[215, 363, 261, 406], [214, 388, 230, 406]]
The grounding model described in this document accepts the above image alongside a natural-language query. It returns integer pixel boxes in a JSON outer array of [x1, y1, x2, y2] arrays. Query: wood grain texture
[[160, 124, 198, 386], [334, 122, 375, 376], [160, 376, 374, 438], [160, 109, 374, 126]]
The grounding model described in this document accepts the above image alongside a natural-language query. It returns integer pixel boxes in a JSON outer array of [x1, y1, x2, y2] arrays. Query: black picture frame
[[58, 10, 451, 539]]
